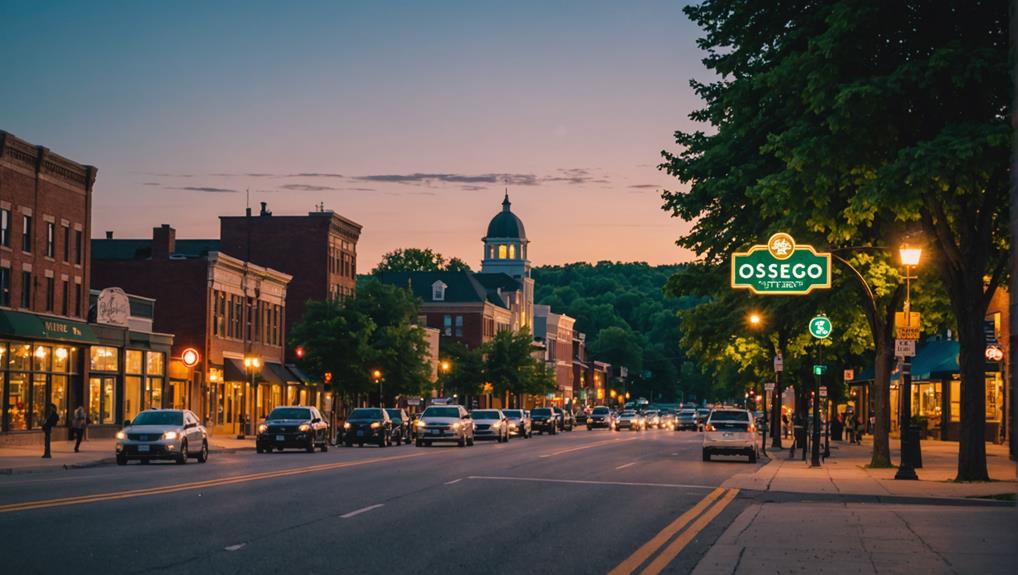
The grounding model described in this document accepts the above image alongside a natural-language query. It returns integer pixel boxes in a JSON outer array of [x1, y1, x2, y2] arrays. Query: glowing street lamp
[[373, 369, 384, 407], [896, 240, 923, 481]]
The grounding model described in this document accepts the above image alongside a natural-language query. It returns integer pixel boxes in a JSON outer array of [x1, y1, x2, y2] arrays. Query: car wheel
[[277, 447, 284, 452], [458, 435, 466, 448], [256, 445, 264, 454], [702, 448, 711, 462], [345, 440, 353, 448], [116, 453, 127, 466], [321, 442, 328, 452], [505, 431, 510, 442], [196, 441, 209, 463], [416, 439, 423, 447], [426, 440, 432, 447], [175, 441, 188, 464], [467, 435, 474, 446], [378, 434, 386, 448], [748, 449, 758, 464]]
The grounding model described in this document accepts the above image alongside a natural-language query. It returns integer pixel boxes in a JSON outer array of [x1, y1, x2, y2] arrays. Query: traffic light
[[295, 346, 305, 359]]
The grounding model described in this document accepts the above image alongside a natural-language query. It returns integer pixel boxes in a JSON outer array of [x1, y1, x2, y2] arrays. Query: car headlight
[[416, 420, 426, 428], [299, 423, 311, 433], [451, 422, 461, 430], [115, 431, 126, 440], [258, 424, 268, 434], [344, 422, 351, 429], [369, 422, 381, 429], [162, 431, 178, 440]]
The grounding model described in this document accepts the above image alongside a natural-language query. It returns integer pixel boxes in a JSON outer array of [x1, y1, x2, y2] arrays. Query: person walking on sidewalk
[[41, 403, 59, 458], [853, 415, 864, 445], [71, 404, 87, 452]]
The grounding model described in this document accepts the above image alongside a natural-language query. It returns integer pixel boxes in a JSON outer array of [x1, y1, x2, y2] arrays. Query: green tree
[[664, 1, 1007, 479], [372, 248, 473, 274], [439, 342, 485, 399], [483, 329, 540, 399]]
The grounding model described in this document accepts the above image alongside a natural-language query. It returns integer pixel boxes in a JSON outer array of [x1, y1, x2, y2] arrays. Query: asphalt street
[[0, 428, 759, 574]]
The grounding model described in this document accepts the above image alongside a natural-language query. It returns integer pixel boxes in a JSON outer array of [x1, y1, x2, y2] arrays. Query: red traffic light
[[295, 346, 305, 358]]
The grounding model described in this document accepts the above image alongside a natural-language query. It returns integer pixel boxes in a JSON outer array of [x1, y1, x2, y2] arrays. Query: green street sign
[[731, 233, 832, 295], [813, 364, 827, 376], [809, 316, 833, 339]]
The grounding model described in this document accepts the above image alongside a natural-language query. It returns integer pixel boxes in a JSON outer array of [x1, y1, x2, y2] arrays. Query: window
[[21, 215, 32, 252], [508, 244, 516, 259], [90, 346, 119, 372], [498, 244, 507, 259], [125, 350, 143, 374], [20, 271, 31, 308], [443, 314, 453, 336], [0, 267, 9, 306], [432, 281, 446, 301], [62, 225, 69, 262], [45, 277, 54, 311], [74, 230, 82, 265], [74, 282, 81, 317], [45, 222, 55, 257], [61, 279, 69, 315], [455, 315, 464, 337], [0, 208, 10, 247]]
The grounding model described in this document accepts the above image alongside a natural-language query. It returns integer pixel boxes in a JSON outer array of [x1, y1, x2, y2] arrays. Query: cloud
[[628, 184, 660, 189], [142, 182, 161, 186], [289, 172, 344, 178], [279, 184, 339, 192], [170, 186, 239, 193], [461, 185, 488, 191], [355, 172, 539, 186]]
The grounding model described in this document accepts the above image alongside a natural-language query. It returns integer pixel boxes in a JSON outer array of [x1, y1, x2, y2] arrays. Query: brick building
[[219, 202, 362, 356], [0, 131, 97, 442], [534, 304, 576, 406], [92, 225, 311, 436]]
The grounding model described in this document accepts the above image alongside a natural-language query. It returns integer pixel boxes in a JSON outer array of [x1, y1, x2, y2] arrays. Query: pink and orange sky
[[1, 1, 705, 269]]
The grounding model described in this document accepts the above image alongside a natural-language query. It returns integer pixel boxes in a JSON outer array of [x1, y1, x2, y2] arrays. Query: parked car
[[116, 409, 209, 465], [503, 409, 532, 438], [696, 408, 712, 430], [702, 408, 759, 463], [385, 408, 413, 445], [676, 409, 699, 431], [553, 407, 575, 431], [617, 410, 645, 431], [342, 408, 394, 448], [575, 410, 589, 425], [587, 406, 614, 430], [256, 406, 330, 453], [531, 407, 558, 434], [471, 409, 510, 442], [644, 410, 661, 429], [416, 405, 475, 447]]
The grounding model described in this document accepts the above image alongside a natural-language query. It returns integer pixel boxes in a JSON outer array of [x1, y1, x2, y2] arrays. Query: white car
[[115, 409, 209, 465], [702, 408, 758, 463], [416, 405, 475, 447]]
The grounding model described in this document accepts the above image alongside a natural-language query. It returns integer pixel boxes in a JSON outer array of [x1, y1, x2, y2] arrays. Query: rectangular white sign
[[895, 339, 916, 358]]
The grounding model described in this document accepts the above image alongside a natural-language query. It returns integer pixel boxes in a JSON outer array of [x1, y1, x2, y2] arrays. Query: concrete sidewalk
[[726, 438, 1017, 499], [0, 435, 256, 475]]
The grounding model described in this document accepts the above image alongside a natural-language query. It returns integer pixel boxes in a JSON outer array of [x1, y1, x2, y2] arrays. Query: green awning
[[0, 310, 98, 344]]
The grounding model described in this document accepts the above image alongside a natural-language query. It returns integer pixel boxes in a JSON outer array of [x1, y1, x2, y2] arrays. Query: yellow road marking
[[538, 436, 638, 458], [640, 488, 739, 575], [607, 487, 726, 575], [0, 452, 429, 514]]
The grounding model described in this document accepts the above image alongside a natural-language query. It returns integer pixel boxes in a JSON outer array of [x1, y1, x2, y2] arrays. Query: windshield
[[503, 410, 523, 418], [131, 411, 183, 426], [592, 407, 610, 415], [349, 408, 384, 419], [472, 410, 501, 419], [710, 410, 750, 422], [267, 408, 312, 420], [423, 407, 461, 418], [621, 411, 636, 416], [532, 408, 553, 416], [384, 409, 403, 421], [679, 409, 696, 416]]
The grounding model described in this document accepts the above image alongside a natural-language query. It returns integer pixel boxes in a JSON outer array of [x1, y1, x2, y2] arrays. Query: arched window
[[488, 246, 494, 259], [498, 245, 507, 259], [508, 244, 516, 259]]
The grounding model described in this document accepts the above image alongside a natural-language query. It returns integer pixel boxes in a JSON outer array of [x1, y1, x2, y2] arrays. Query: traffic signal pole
[[811, 343, 822, 467]]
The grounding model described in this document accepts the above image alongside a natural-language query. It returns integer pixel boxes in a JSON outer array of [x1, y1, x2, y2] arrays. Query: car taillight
[[747, 425, 756, 434], [705, 424, 715, 432]]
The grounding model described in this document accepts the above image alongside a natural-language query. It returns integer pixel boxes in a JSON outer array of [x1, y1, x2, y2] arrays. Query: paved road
[[0, 428, 758, 574]]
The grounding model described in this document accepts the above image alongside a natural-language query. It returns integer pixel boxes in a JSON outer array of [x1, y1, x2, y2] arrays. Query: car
[[256, 406, 330, 453], [659, 410, 677, 430], [416, 404, 475, 447], [696, 408, 712, 430], [116, 409, 209, 465], [676, 409, 699, 431], [531, 407, 558, 434], [586, 406, 614, 430], [617, 410, 645, 431], [575, 410, 589, 425], [503, 409, 532, 438], [342, 408, 394, 448], [644, 409, 661, 429], [553, 407, 575, 431], [472, 409, 511, 442], [385, 408, 414, 445], [702, 408, 759, 463]]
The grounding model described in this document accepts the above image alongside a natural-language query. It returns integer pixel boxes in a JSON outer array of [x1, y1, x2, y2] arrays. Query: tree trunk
[[956, 299, 991, 480], [870, 331, 895, 467], [1009, 0, 1018, 462]]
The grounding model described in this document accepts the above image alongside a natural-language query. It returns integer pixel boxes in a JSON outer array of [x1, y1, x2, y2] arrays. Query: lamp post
[[241, 356, 260, 439], [373, 369, 383, 408], [439, 360, 451, 400], [895, 242, 922, 481]]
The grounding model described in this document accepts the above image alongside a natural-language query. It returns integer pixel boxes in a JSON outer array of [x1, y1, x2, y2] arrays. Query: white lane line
[[615, 462, 637, 470], [538, 436, 638, 458], [467, 476, 715, 490], [445, 478, 463, 485], [224, 543, 246, 552], [340, 503, 384, 519]]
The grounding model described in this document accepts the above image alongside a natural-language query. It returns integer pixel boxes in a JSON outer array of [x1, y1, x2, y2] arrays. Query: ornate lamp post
[[895, 242, 922, 480], [241, 356, 260, 439], [373, 369, 384, 408]]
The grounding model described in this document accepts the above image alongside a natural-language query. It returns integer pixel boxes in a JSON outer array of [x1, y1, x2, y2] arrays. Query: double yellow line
[[608, 487, 739, 575], [0, 452, 428, 514]]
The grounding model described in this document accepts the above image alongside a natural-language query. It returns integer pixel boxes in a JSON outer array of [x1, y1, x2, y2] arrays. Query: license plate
[[430, 429, 440, 435], [138, 445, 150, 453], [356, 431, 364, 437], [275, 435, 284, 441], [723, 432, 733, 438]]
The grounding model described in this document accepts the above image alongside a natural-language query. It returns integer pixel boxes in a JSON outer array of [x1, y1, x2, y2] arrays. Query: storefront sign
[[0, 310, 98, 343], [894, 312, 920, 340], [843, 369, 854, 381], [985, 345, 1004, 362], [895, 339, 916, 358], [731, 233, 831, 295], [181, 347, 200, 367], [96, 287, 131, 327]]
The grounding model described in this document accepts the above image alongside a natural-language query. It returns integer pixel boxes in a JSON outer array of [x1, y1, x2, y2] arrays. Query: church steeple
[[502, 190, 511, 211]]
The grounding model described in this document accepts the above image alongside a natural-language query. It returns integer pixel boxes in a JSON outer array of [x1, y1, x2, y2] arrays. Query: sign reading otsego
[[731, 233, 832, 295]]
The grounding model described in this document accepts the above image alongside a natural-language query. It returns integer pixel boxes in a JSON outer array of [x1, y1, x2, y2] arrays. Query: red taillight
[[705, 424, 715, 432], [747, 425, 756, 434]]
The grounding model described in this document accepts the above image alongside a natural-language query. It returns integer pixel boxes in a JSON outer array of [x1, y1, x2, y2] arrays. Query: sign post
[[809, 315, 831, 467], [772, 355, 783, 450]]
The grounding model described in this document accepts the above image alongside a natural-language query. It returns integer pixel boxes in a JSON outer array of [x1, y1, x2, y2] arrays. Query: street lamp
[[372, 369, 384, 408], [747, 312, 781, 450], [241, 356, 260, 439], [438, 360, 451, 399], [895, 241, 922, 481]]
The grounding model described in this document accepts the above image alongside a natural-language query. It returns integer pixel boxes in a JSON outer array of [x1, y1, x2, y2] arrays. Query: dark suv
[[553, 407, 575, 431], [257, 406, 330, 453], [587, 406, 614, 430], [343, 408, 395, 447], [531, 407, 558, 434], [384, 408, 413, 445]]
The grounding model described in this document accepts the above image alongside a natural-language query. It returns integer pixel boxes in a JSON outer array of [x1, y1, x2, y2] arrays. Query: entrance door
[[214, 382, 242, 436]]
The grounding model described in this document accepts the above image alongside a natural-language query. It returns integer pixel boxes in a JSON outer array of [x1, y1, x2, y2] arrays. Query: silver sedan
[[115, 409, 209, 465]]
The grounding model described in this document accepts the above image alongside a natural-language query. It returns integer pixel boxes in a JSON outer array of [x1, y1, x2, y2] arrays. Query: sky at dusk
[[1, 1, 706, 269]]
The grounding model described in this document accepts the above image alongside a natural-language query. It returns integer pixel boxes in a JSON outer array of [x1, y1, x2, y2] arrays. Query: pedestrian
[[845, 414, 856, 444], [71, 404, 87, 452], [41, 403, 59, 459], [853, 415, 863, 445], [782, 413, 790, 439]]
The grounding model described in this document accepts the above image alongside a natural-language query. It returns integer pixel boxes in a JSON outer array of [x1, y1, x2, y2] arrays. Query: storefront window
[[9, 344, 31, 371], [912, 382, 942, 419], [286, 385, 297, 407], [146, 351, 164, 375], [167, 380, 187, 410], [950, 379, 961, 423], [7, 372, 27, 430], [53, 346, 70, 372], [51, 375, 67, 424], [987, 374, 1002, 422], [146, 377, 163, 410], [90, 346, 119, 372], [124, 375, 142, 423], [126, 350, 143, 374], [88, 378, 101, 424], [270, 384, 282, 411], [33, 346, 51, 372], [31, 374, 47, 428]]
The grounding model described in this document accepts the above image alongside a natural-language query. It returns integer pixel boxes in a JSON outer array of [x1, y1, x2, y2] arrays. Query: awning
[[223, 359, 295, 386], [286, 364, 320, 386], [265, 362, 297, 385], [0, 310, 98, 344], [849, 340, 962, 384]]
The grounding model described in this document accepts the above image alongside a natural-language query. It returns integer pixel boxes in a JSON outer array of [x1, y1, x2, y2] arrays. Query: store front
[[0, 310, 95, 444]]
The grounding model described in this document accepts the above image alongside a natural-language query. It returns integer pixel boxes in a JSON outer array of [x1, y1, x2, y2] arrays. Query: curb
[[0, 445, 256, 475]]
